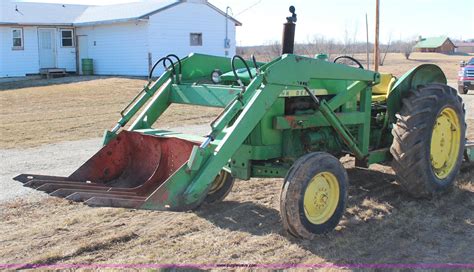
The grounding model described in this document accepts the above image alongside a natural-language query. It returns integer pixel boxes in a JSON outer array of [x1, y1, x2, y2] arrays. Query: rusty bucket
[[14, 131, 198, 208]]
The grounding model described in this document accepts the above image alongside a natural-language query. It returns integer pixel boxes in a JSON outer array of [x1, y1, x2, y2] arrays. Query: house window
[[190, 33, 202, 46], [61, 29, 74, 47], [12, 28, 23, 50]]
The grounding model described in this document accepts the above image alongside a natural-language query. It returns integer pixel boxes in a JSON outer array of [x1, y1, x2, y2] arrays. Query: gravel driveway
[[0, 124, 209, 203]]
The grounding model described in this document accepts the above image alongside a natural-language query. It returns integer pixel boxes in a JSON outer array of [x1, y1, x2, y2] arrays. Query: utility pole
[[225, 6, 232, 56], [365, 13, 370, 70], [374, 0, 380, 71]]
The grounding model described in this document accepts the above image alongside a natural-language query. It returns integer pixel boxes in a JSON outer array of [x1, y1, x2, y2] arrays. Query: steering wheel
[[333, 56, 365, 69]]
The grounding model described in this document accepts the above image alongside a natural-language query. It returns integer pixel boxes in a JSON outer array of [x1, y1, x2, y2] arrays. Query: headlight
[[211, 69, 222, 84]]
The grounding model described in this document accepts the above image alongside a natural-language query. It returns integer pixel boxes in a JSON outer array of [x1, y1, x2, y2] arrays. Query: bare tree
[[303, 35, 336, 59], [380, 33, 392, 66], [401, 39, 416, 60]]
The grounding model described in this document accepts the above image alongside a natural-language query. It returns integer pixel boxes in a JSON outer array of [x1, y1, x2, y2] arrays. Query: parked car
[[458, 58, 474, 94]]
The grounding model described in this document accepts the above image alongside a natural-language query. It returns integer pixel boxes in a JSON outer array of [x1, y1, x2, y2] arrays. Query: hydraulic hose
[[251, 55, 259, 70], [164, 54, 182, 76], [333, 55, 365, 69], [231, 55, 253, 86], [251, 54, 260, 75], [148, 56, 176, 82]]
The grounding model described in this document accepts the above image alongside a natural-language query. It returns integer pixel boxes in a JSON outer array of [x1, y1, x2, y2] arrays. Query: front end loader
[[15, 7, 473, 239]]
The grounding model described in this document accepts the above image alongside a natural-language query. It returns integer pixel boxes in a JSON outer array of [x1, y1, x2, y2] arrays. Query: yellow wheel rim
[[303, 172, 340, 225], [430, 107, 461, 179], [208, 171, 228, 194]]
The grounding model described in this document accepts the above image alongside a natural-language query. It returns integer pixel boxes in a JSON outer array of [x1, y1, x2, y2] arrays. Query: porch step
[[40, 68, 67, 79]]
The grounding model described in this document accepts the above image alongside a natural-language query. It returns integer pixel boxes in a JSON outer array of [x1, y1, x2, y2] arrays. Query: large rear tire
[[390, 83, 466, 198], [280, 152, 348, 239]]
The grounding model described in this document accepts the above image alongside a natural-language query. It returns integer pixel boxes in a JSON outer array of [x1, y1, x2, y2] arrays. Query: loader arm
[[138, 54, 379, 209], [15, 53, 381, 212]]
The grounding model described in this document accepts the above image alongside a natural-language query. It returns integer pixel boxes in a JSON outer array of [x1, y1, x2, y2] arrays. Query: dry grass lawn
[[364, 52, 470, 80], [1, 53, 473, 267], [1, 160, 473, 267], [0, 76, 220, 149], [0, 162, 474, 264], [0, 53, 471, 149]]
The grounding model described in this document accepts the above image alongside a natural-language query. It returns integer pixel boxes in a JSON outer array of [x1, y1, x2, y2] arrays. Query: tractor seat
[[372, 73, 396, 102]]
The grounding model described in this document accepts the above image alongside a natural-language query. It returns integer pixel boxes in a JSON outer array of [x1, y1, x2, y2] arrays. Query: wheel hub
[[303, 172, 340, 225], [430, 107, 461, 179]]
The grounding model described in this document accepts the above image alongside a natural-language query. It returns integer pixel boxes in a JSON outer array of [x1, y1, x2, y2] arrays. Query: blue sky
[[19, 0, 474, 46]]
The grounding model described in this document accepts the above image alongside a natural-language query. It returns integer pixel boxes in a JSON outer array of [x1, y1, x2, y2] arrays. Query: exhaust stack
[[282, 6, 297, 54]]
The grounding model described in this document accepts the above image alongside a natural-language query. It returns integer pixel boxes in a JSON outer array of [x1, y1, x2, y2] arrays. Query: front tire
[[280, 152, 348, 239], [458, 85, 468, 95], [391, 84, 466, 198], [204, 170, 235, 203]]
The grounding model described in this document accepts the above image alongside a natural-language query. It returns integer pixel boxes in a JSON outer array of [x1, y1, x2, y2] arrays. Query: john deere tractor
[[15, 7, 472, 239]]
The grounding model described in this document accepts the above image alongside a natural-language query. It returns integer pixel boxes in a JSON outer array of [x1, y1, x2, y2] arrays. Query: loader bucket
[[14, 131, 199, 208]]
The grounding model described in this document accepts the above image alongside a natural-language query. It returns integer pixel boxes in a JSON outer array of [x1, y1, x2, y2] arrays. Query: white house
[[0, 0, 241, 77]]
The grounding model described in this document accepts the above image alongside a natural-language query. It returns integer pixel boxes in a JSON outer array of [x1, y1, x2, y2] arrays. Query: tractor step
[[14, 131, 199, 209]]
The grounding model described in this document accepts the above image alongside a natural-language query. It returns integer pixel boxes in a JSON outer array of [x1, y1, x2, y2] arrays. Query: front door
[[38, 28, 56, 68], [77, 35, 89, 75]]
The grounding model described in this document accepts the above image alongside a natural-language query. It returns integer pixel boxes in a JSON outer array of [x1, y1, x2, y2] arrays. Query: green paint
[[98, 53, 449, 211]]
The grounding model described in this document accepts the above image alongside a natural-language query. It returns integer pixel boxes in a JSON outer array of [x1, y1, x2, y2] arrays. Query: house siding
[[76, 21, 149, 76], [147, 2, 236, 71], [1, 2, 238, 77], [0, 26, 40, 77], [0, 26, 77, 77], [456, 46, 474, 54], [438, 40, 455, 54]]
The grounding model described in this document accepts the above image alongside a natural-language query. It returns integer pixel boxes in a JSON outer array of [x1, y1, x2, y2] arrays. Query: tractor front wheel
[[391, 84, 466, 198], [204, 170, 235, 203], [280, 152, 348, 239], [458, 85, 468, 95]]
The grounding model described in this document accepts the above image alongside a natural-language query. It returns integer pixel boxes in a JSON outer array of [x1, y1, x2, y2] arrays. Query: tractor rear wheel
[[204, 170, 235, 203], [391, 83, 466, 198], [280, 152, 348, 239]]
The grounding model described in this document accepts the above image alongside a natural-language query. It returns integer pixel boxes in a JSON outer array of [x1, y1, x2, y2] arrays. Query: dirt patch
[[0, 76, 220, 149], [1, 159, 472, 266]]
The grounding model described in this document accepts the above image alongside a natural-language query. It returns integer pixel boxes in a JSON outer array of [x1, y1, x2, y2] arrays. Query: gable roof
[[0, 0, 242, 26], [73, 0, 180, 25], [0, 1, 88, 25], [414, 36, 454, 49]]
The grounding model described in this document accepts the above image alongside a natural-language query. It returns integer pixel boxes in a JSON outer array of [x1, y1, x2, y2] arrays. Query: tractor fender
[[387, 64, 447, 123]]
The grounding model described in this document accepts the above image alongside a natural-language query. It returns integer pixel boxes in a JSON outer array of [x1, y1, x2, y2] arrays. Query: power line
[[235, 0, 263, 16]]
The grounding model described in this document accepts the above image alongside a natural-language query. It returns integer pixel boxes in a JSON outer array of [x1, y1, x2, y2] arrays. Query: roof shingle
[[0, 0, 241, 26]]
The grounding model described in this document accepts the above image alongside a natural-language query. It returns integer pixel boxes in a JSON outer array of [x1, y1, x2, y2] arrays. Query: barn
[[0, 0, 241, 77], [413, 36, 456, 54], [455, 42, 474, 54]]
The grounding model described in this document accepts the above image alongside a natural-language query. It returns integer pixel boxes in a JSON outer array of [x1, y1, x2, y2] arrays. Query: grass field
[[0, 53, 472, 149], [1, 168, 472, 266], [0, 76, 221, 149], [1, 53, 473, 267]]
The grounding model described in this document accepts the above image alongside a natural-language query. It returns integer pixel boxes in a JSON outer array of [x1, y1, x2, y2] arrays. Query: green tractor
[[15, 7, 472, 239]]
